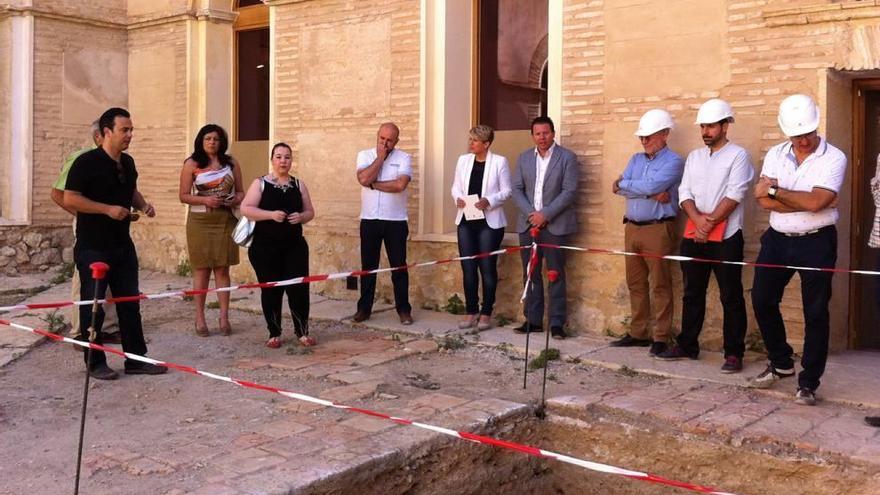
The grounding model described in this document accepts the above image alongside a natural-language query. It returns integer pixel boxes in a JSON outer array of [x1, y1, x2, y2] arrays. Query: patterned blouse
[[193, 165, 235, 200], [870, 154, 880, 249]]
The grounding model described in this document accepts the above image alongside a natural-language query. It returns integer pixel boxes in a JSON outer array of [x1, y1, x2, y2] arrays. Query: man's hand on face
[[105, 205, 130, 221], [377, 142, 390, 162]]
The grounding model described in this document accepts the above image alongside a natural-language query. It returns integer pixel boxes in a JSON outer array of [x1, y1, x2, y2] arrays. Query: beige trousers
[[624, 221, 676, 342]]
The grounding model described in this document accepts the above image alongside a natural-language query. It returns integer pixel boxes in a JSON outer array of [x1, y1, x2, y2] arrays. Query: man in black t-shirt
[[64, 107, 167, 380]]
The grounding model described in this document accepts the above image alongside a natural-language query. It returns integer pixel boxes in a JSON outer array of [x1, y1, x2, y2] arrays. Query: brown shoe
[[352, 310, 370, 323], [398, 311, 413, 325]]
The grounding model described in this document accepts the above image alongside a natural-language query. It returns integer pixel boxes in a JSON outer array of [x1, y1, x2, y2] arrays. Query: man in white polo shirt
[[353, 122, 414, 325], [655, 99, 754, 373], [750, 94, 847, 406]]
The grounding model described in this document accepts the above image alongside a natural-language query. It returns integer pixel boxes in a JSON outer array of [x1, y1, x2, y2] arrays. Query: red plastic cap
[[548, 270, 559, 282], [530, 227, 540, 238], [89, 262, 110, 280]]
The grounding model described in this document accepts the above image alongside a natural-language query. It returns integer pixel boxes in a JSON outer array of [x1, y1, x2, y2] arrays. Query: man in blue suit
[[511, 116, 580, 339]]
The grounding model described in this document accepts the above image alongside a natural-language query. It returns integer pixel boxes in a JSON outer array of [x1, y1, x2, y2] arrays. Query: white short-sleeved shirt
[[760, 137, 847, 233], [356, 147, 412, 221], [679, 142, 755, 239]]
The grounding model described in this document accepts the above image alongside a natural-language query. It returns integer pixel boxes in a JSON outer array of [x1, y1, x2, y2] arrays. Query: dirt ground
[[3, 291, 880, 495]]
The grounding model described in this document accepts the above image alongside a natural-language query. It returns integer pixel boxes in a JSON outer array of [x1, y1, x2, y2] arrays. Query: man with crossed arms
[[750, 94, 847, 406]]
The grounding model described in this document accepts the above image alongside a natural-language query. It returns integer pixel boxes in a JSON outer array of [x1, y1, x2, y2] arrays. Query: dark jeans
[[751, 226, 837, 391], [358, 219, 411, 315], [248, 237, 310, 338], [457, 220, 505, 315], [519, 230, 568, 327], [74, 241, 147, 369], [678, 230, 747, 358]]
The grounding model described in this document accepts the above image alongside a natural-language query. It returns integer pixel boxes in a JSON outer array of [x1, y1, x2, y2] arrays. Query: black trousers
[[457, 220, 505, 315], [677, 230, 747, 358], [752, 226, 837, 391], [358, 219, 411, 314], [248, 237, 310, 338], [74, 241, 148, 368]]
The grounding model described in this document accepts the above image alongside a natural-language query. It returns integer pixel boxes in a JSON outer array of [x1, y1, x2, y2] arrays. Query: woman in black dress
[[240, 142, 315, 348]]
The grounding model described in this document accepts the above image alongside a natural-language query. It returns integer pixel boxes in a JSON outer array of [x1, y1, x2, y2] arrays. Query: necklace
[[268, 175, 294, 192]]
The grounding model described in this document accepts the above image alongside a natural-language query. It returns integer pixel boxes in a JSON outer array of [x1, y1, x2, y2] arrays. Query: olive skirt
[[186, 208, 240, 269]]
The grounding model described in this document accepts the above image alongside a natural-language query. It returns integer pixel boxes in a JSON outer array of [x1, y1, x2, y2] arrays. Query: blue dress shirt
[[616, 146, 684, 222]]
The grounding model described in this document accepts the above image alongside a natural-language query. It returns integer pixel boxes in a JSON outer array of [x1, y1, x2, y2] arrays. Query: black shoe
[[609, 334, 651, 347], [352, 310, 370, 323], [88, 363, 119, 380], [654, 345, 698, 361], [550, 326, 567, 340], [865, 416, 880, 427], [513, 322, 543, 334], [124, 362, 168, 375], [101, 332, 122, 344], [648, 341, 667, 356]]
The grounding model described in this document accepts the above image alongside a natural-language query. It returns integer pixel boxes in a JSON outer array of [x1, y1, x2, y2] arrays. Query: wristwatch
[[767, 186, 778, 199]]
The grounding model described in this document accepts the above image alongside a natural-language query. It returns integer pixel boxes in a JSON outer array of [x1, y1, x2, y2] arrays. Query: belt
[[777, 225, 833, 237], [623, 216, 676, 227]]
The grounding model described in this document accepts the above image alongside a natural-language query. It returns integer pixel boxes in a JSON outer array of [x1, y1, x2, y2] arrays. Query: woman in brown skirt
[[178, 124, 244, 336]]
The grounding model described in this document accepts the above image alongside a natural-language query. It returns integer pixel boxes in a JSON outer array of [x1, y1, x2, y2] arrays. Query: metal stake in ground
[[521, 228, 541, 389], [74, 261, 109, 495], [538, 269, 560, 414]]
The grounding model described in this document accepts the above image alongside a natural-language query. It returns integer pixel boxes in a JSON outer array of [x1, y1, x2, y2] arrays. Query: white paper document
[[463, 194, 485, 221]]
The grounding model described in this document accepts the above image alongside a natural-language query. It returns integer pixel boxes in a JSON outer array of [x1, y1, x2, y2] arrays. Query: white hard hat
[[695, 99, 735, 125], [777, 94, 820, 137], [634, 109, 675, 137]]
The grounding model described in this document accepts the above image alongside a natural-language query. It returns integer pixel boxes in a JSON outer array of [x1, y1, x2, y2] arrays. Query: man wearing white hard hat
[[611, 109, 684, 356], [655, 99, 754, 373], [750, 94, 847, 406]]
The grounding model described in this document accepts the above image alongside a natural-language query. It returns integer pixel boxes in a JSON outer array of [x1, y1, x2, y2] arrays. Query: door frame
[[849, 78, 880, 349]]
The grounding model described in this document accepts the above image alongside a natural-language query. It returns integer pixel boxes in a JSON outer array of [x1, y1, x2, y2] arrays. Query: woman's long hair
[[190, 124, 233, 169]]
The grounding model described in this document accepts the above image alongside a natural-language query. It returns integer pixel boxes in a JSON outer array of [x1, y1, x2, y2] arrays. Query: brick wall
[[269, 0, 422, 298], [126, 19, 192, 272]]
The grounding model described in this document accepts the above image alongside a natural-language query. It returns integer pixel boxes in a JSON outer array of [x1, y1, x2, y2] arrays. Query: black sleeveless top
[[252, 177, 304, 244]]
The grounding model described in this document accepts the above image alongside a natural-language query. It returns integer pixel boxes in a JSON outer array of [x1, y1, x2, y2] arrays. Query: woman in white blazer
[[451, 125, 512, 330]]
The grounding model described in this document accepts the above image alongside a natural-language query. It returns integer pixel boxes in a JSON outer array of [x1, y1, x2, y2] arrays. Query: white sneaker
[[749, 364, 795, 389], [795, 388, 817, 406]]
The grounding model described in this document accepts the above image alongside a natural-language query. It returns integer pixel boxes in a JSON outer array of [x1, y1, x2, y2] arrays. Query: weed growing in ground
[[206, 301, 220, 309], [528, 348, 561, 370], [442, 294, 466, 315], [439, 334, 467, 351], [745, 331, 766, 353], [495, 314, 512, 327], [286, 343, 313, 355], [40, 310, 66, 334], [50, 263, 75, 284], [176, 259, 192, 277]]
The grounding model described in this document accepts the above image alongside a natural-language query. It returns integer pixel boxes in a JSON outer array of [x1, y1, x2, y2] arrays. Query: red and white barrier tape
[[538, 243, 880, 276], [4, 239, 878, 315], [0, 246, 527, 313], [0, 317, 736, 495]]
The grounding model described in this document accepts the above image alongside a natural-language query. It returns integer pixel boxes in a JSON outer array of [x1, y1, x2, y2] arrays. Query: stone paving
[[2, 270, 880, 494]]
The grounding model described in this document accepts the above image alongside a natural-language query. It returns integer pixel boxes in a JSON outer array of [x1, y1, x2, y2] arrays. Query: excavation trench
[[299, 404, 880, 495]]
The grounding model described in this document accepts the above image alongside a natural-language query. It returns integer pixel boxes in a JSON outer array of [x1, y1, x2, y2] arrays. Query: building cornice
[[764, 2, 880, 27], [0, 5, 236, 31]]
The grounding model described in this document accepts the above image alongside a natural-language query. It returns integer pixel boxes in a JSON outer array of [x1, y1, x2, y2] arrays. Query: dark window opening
[[237, 28, 270, 141], [478, 0, 549, 131]]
